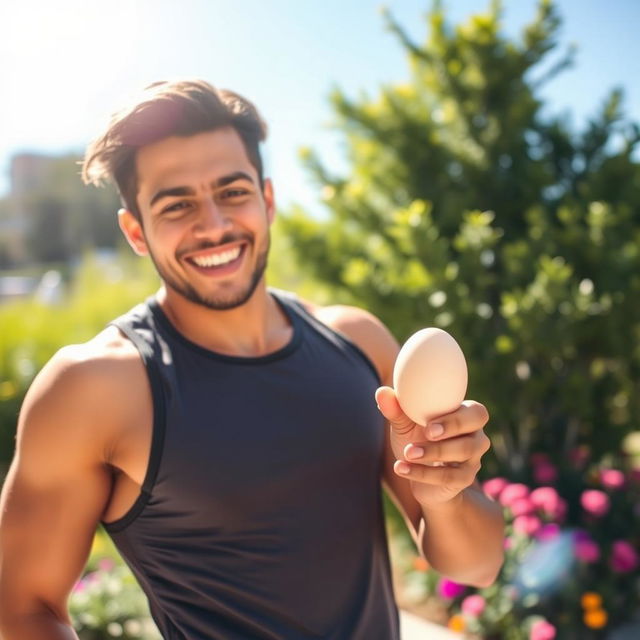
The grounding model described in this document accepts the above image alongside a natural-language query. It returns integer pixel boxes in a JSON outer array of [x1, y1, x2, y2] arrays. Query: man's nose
[[193, 199, 231, 237]]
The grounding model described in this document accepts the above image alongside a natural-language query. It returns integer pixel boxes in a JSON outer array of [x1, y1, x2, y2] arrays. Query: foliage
[[0, 253, 159, 469], [69, 530, 161, 640], [398, 445, 640, 638], [279, 0, 640, 475]]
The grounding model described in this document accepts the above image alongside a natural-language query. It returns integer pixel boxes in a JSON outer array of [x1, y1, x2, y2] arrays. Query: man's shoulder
[[17, 327, 146, 459], [299, 298, 399, 383], [49, 325, 143, 384]]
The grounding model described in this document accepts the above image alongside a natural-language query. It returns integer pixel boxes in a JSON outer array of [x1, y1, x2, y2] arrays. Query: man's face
[[121, 127, 274, 311]]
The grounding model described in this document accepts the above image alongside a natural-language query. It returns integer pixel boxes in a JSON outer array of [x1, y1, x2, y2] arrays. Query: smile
[[183, 243, 247, 274], [191, 246, 242, 267]]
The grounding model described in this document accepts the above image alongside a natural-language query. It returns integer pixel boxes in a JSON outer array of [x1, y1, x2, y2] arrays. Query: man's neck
[[155, 283, 292, 357]]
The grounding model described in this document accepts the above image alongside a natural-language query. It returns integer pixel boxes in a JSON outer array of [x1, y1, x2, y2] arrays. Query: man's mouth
[[182, 242, 247, 274], [190, 245, 242, 268]]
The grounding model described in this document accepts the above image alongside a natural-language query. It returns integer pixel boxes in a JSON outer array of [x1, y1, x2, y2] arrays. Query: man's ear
[[262, 178, 276, 225], [118, 209, 149, 256]]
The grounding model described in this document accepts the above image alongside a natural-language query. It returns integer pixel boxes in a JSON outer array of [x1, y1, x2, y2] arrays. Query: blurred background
[[1, 1, 639, 638]]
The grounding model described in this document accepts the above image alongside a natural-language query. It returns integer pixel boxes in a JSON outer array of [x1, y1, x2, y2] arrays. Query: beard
[[147, 231, 270, 311]]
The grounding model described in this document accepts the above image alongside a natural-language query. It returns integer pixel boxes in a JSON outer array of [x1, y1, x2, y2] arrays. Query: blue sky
[[0, 0, 638, 213]]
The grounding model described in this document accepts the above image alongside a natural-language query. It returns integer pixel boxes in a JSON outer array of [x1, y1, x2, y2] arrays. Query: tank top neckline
[[146, 289, 304, 365]]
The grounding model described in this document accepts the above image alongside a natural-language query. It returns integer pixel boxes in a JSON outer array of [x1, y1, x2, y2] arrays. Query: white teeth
[[192, 246, 241, 268]]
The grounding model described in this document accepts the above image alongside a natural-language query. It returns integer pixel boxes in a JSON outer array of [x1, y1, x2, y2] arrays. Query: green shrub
[[0, 253, 159, 468]]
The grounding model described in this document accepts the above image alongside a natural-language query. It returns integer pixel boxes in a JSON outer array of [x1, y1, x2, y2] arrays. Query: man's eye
[[162, 201, 190, 214], [221, 188, 249, 199]]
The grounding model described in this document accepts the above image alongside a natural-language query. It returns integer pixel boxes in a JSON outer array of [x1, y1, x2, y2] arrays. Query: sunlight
[[1, 1, 141, 150]]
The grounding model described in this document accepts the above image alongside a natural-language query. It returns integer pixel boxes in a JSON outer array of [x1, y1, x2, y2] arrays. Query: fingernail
[[406, 446, 424, 460], [396, 461, 411, 475], [429, 423, 444, 439]]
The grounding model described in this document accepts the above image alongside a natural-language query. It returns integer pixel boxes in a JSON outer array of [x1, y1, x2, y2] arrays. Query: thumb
[[375, 386, 415, 435]]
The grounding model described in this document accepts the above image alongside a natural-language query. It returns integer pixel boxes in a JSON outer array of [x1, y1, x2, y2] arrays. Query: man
[[0, 80, 504, 639]]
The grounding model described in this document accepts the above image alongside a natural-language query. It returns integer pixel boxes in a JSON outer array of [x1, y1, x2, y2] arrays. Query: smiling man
[[0, 80, 504, 640]]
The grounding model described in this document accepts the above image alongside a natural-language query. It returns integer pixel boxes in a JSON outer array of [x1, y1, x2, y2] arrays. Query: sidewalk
[[400, 610, 462, 640]]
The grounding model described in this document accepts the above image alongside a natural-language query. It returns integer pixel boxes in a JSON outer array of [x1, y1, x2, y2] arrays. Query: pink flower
[[533, 462, 558, 484], [574, 537, 600, 563], [553, 498, 568, 523], [438, 578, 466, 599], [535, 523, 560, 541], [503, 537, 514, 550], [84, 571, 100, 585], [581, 490, 610, 517], [531, 487, 567, 521], [610, 540, 639, 573], [72, 579, 87, 593], [461, 594, 486, 617], [98, 558, 116, 572], [513, 514, 542, 537], [510, 497, 536, 516], [483, 477, 509, 500], [600, 469, 625, 490], [530, 619, 556, 640], [530, 487, 559, 513], [500, 483, 530, 507]]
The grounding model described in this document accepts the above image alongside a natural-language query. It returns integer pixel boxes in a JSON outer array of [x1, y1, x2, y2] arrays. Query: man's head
[[83, 80, 275, 311], [82, 79, 267, 221]]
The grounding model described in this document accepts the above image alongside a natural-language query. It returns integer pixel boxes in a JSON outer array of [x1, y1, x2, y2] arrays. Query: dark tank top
[[102, 289, 400, 640]]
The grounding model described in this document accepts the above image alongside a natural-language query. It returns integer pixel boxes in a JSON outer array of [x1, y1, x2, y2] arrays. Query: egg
[[393, 327, 468, 426]]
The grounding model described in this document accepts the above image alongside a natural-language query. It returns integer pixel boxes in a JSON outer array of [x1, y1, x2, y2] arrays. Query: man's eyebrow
[[215, 171, 255, 187], [149, 172, 255, 208], [149, 186, 195, 208]]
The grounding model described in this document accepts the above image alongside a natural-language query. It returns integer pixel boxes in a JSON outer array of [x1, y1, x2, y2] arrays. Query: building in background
[[0, 153, 57, 266]]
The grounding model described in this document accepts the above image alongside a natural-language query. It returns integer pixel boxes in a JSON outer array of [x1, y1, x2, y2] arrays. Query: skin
[[0, 127, 504, 639]]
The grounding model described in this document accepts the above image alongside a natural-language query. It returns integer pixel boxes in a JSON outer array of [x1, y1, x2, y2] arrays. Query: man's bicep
[[0, 353, 113, 621]]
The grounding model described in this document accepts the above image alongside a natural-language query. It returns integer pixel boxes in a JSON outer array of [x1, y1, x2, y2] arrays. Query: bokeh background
[[1, 1, 639, 638]]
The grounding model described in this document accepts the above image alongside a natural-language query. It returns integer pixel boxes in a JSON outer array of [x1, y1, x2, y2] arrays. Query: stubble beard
[[147, 233, 270, 311]]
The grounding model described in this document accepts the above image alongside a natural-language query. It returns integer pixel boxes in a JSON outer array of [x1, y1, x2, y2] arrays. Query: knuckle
[[442, 465, 456, 486], [480, 432, 491, 455], [463, 437, 475, 460], [426, 442, 442, 462], [476, 402, 490, 425]]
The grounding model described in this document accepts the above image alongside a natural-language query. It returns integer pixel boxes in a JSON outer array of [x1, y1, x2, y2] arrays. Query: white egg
[[393, 327, 468, 426]]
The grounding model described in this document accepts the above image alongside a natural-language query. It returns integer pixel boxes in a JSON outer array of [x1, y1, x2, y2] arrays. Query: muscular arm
[[315, 304, 504, 587], [0, 347, 116, 639]]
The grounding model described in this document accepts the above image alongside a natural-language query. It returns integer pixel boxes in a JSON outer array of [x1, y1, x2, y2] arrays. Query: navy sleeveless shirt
[[102, 290, 400, 640]]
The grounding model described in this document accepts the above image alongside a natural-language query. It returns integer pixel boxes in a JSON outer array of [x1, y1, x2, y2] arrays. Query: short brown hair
[[82, 79, 268, 220]]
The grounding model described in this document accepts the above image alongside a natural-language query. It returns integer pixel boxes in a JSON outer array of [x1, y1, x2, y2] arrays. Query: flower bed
[[396, 443, 640, 639]]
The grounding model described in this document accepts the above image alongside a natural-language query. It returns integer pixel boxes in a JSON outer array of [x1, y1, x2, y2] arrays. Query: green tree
[[280, 0, 640, 475]]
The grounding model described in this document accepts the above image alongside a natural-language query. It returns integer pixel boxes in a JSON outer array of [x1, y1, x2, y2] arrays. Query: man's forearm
[[0, 611, 79, 640], [419, 485, 505, 587]]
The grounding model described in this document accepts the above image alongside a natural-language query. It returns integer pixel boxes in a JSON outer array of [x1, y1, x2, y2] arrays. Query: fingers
[[398, 430, 490, 489], [425, 400, 489, 441], [403, 430, 490, 466], [394, 457, 480, 489], [404, 431, 490, 468], [375, 386, 415, 435], [376, 387, 489, 441]]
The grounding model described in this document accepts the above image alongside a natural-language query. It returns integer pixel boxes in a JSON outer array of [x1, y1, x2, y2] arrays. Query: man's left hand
[[376, 386, 490, 509]]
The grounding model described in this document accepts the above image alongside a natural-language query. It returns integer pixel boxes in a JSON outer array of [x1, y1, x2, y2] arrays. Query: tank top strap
[[108, 300, 168, 499], [269, 288, 381, 384]]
